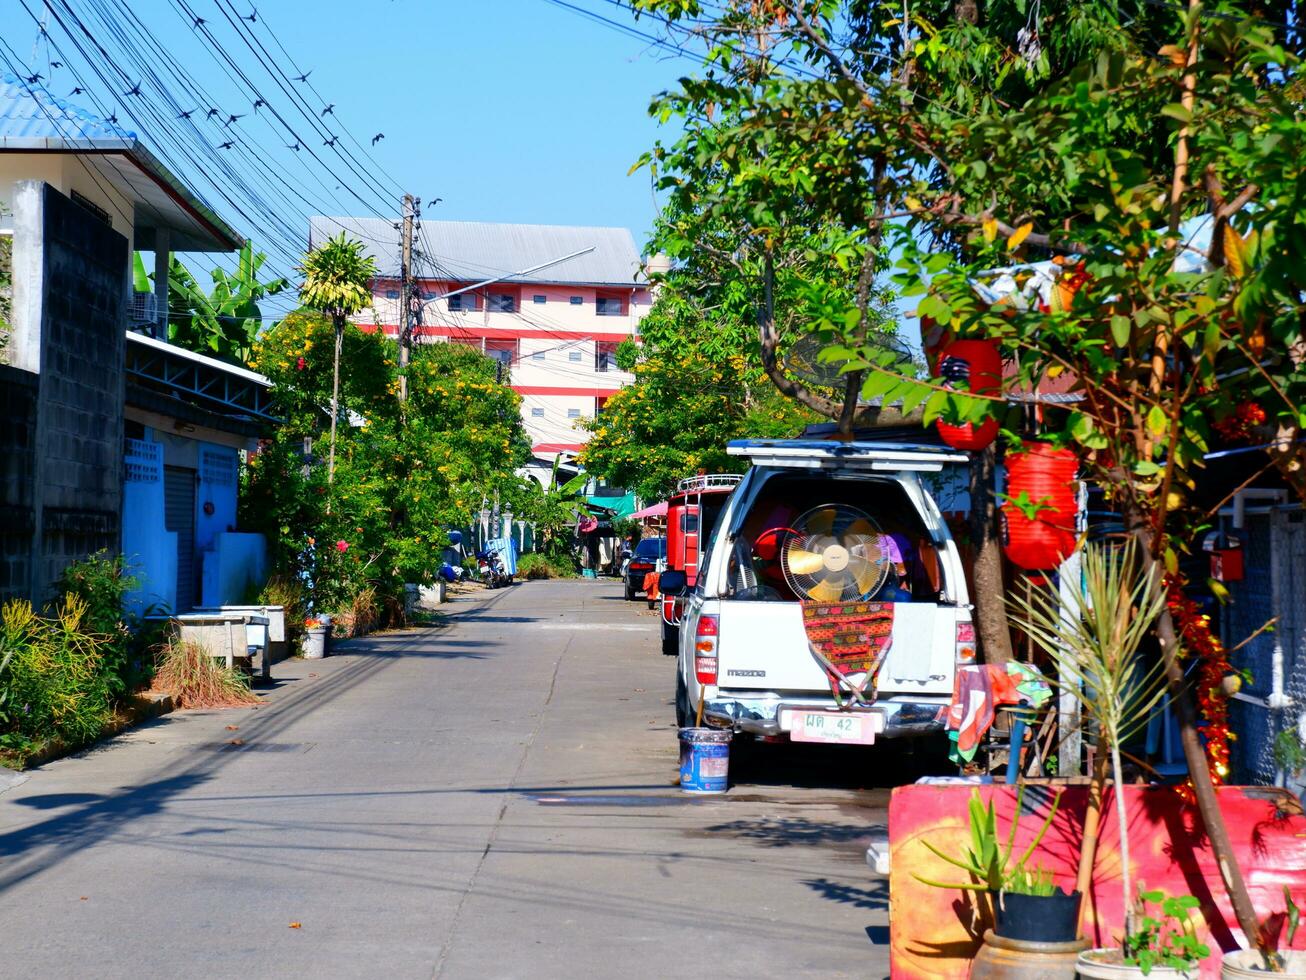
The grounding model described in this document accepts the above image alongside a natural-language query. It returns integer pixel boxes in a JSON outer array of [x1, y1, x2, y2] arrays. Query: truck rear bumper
[[705, 693, 949, 739]]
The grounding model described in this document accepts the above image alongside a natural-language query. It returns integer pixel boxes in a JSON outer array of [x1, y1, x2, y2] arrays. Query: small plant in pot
[[1077, 890, 1210, 979], [998, 862, 1083, 943]]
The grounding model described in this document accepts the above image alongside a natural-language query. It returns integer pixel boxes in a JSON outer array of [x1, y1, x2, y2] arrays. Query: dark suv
[[624, 536, 667, 601]]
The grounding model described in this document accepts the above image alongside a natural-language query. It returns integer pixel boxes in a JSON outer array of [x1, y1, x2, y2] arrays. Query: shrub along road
[[0, 580, 896, 978]]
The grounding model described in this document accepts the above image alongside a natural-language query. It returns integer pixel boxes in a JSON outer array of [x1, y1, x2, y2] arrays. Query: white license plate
[[783, 710, 884, 745]]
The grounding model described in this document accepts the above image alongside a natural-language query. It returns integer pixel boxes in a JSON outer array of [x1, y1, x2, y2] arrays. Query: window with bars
[[488, 293, 516, 313]]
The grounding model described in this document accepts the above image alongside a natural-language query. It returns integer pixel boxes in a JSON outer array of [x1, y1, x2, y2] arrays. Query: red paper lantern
[[1001, 508, 1077, 571], [1000, 441, 1079, 570], [934, 339, 1002, 451]]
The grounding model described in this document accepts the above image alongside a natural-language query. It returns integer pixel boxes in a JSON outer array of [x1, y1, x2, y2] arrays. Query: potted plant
[[1008, 538, 1172, 968], [303, 616, 327, 659], [999, 862, 1083, 943], [1077, 891, 1210, 979], [1223, 888, 1306, 978]]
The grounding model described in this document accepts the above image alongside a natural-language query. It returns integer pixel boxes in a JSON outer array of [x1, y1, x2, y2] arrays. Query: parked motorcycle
[[477, 549, 511, 589]]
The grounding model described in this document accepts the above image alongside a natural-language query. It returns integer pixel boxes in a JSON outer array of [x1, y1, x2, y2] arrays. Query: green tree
[[165, 242, 289, 364], [579, 286, 815, 500], [298, 233, 378, 495], [242, 325, 530, 610], [636, 0, 1306, 954]]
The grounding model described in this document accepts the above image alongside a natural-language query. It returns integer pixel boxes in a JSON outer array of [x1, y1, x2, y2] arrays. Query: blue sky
[[8, 0, 686, 309]]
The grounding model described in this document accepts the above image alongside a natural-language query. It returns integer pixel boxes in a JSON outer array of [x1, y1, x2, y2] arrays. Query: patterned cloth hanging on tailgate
[[801, 601, 895, 706]]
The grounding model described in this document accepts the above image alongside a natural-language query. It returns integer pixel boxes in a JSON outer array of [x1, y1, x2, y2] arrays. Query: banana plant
[[167, 242, 289, 364]]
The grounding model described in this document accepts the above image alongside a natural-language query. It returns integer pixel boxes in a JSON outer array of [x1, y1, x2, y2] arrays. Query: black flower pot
[[994, 888, 1082, 943]]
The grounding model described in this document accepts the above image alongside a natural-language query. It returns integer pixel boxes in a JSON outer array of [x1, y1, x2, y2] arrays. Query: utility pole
[[397, 192, 415, 402]]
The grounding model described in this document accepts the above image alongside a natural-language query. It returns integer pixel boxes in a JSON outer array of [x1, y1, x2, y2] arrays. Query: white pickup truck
[[667, 439, 976, 747]]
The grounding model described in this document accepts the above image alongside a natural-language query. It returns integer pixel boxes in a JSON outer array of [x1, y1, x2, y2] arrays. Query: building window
[[533, 294, 547, 304], [567, 408, 581, 419], [488, 293, 516, 313], [448, 293, 479, 312], [531, 407, 545, 418], [484, 339, 518, 366], [595, 396, 608, 416], [595, 296, 626, 317], [385, 289, 399, 299], [595, 341, 620, 373], [568, 350, 582, 363], [532, 350, 546, 361], [569, 296, 583, 305]]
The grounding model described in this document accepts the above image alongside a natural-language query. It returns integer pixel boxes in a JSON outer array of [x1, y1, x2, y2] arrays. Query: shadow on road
[[803, 876, 889, 911], [729, 737, 952, 791], [698, 815, 886, 848]]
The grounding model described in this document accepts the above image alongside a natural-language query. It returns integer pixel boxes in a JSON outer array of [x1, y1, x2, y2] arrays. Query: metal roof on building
[[0, 74, 241, 252], [309, 216, 645, 286]]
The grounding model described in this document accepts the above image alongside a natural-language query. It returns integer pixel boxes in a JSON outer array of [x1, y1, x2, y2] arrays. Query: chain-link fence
[[1224, 505, 1306, 796]]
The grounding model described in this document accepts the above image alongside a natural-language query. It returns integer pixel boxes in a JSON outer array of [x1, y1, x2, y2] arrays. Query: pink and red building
[[308, 217, 653, 467]]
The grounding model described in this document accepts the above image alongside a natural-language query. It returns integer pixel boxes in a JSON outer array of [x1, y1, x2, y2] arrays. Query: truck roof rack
[[726, 439, 967, 472], [675, 474, 744, 494]]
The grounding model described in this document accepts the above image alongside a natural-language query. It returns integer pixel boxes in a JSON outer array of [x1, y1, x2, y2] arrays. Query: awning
[[630, 501, 668, 520], [584, 492, 638, 519]]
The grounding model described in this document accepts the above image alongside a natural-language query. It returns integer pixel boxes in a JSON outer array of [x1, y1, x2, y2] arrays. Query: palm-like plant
[[298, 233, 377, 498], [1007, 538, 1169, 935]]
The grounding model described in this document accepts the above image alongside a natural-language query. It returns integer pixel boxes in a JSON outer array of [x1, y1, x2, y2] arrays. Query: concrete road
[[0, 580, 898, 979]]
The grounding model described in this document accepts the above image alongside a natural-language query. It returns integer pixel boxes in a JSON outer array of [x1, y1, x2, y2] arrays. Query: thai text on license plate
[[784, 710, 883, 745]]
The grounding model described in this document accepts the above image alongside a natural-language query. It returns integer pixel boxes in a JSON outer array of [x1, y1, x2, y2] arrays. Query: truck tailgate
[[716, 602, 956, 696]]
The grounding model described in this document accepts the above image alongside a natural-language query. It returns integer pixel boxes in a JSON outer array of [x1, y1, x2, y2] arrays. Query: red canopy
[[630, 501, 668, 519]]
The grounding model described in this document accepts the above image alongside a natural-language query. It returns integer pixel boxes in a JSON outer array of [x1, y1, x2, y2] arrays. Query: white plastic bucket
[[1222, 950, 1306, 978]]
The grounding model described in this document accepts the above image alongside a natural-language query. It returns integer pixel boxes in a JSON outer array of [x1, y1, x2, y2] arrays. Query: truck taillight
[[956, 621, 977, 664], [695, 615, 718, 684]]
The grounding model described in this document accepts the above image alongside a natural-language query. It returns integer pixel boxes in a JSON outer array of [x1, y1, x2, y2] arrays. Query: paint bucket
[[678, 727, 731, 794], [582, 568, 597, 579]]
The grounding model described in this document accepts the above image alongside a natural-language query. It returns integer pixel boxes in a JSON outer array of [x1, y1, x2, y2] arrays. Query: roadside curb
[[15, 691, 177, 771]]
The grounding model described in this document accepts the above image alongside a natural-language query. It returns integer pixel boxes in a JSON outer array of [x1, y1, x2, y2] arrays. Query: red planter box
[[888, 783, 1306, 978]]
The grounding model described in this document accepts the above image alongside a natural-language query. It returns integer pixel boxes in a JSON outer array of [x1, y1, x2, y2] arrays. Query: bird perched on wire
[[293, 70, 312, 82], [372, 132, 384, 145], [286, 141, 301, 151], [320, 104, 334, 117], [323, 136, 338, 147], [244, 8, 257, 21], [106, 112, 119, 125], [253, 99, 266, 112], [124, 81, 142, 96], [193, 15, 206, 26], [217, 140, 235, 150]]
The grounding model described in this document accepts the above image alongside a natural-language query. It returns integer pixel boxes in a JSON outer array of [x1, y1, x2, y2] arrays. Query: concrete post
[[153, 227, 170, 338], [9, 180, 45, 374]]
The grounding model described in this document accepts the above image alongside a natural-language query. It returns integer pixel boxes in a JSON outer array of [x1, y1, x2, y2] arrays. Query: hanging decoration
[[934, 338, 1002, 451], [1166, 578, 1233, 799], [1000, 441, 1078, 570]]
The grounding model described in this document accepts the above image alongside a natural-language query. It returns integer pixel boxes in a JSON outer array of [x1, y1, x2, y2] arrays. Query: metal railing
[[675, 474, 743, 494]]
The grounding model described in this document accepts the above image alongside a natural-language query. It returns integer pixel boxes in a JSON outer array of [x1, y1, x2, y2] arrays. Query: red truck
[[658, 474, 742, 656]]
